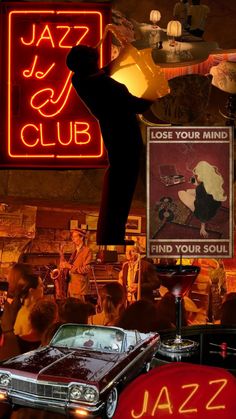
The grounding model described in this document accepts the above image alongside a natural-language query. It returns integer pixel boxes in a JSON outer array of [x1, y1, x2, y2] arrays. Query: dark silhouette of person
[[220, 293, 236, 326], [117, 299, 172, 332], [66, 45, 152, 245]]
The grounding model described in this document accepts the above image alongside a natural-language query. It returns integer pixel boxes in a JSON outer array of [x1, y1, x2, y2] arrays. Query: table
[[153, 325, 236, 376], [133, 38, 219, 67]]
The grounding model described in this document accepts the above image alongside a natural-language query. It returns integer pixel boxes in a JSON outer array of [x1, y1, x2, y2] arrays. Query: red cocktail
[[156, 264, 200, 352], [157, 265, 199, 297]]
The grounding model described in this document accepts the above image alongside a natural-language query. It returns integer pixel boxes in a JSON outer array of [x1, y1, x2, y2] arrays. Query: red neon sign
[[1, 3, 110, 167], [114, 363, 236, 419]]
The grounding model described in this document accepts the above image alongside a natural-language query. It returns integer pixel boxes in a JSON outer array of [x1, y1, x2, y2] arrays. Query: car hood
[[1, 346, 124, 382]]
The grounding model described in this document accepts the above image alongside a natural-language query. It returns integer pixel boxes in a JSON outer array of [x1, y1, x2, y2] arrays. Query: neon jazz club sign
[[4, 4, 110, 167], [114, 363, 236, 419]]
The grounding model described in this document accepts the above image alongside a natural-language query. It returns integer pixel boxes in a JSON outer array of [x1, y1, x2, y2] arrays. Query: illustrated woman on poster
[[178, 161, 227, 237]]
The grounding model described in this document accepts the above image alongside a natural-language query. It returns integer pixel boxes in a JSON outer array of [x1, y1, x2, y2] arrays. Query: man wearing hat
[[119, 245, 160, 303], [60, 228, 92, 300]]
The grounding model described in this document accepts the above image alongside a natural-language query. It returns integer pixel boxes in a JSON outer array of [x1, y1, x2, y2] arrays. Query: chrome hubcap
[[106, 388, 118, 418]]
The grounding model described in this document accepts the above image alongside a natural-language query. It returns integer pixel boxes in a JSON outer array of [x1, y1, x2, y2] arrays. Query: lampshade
[[150, 9, 161, 24], [210, 61, 236, 94], [167, 20, 182, 37]]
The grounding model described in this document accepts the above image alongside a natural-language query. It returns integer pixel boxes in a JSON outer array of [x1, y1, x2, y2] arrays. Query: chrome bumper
[[7, 391, 105, 416]]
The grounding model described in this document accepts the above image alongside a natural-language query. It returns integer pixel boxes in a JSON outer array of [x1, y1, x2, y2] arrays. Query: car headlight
[[69, 384, 99, 403], [84, 387, 98, 402], [0, 373, 11, 387], [70, 385, 84, 400]]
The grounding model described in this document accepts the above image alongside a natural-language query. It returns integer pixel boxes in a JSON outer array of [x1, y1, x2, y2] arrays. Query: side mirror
[[127, 345, 134, 353]]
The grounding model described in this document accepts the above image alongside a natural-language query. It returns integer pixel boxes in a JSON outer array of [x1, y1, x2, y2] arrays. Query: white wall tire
[[105, 387, 118, 418]]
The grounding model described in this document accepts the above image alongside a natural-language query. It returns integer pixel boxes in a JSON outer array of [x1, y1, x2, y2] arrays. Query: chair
[[149, 74, 213, 125]]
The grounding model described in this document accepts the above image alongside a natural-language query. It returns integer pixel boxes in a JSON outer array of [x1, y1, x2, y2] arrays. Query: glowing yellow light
[[0, 392, 7, 400], [75, 409, 89, 416], [110, 44, 169, 101]]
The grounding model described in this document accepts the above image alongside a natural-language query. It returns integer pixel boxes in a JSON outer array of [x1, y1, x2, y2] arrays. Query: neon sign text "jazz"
[[7, 7, 108, 164]]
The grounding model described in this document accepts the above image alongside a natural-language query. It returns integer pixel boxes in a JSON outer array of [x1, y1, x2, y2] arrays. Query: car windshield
[[50, 324, 125, 353]]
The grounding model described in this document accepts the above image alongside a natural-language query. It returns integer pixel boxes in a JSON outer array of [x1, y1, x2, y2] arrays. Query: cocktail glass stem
[[174, 296, 182, 344]]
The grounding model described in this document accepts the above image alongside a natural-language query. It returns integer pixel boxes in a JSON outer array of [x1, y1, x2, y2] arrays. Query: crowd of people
[[0, 246, 233, 362], [0, 242, 235, 418]]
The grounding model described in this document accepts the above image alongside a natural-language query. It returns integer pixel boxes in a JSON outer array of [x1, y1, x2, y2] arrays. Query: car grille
[[11, 378, 68, 400]]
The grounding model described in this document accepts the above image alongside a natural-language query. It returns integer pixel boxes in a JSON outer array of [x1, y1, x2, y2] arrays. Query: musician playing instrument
[[119, 246, 160, 303], [59, 228, 93, 301]]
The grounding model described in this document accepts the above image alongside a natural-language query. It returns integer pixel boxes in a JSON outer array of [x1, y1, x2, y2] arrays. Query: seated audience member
[[89, 282, 126, 326], [58, 297, 93, 324], [18, 299, 58, 353], [0, 265, 36, 361], [184, 296, 206, 325], [157, 291, 188, 327], [14, 274, 44, 336], [187, 0, 210, 38], [41, 321, 63, 346], [220, 293, 236, 326], [1, 263, 33, 333], [159, 285, 206, 325], [117, 299, 172, 333]]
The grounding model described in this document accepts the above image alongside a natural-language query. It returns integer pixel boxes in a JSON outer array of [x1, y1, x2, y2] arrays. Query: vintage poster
[[147, 126, 233, 258]]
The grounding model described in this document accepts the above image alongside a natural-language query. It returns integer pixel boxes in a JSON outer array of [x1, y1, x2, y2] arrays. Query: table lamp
[[149, 10, 162, 49], [210, 61, 236, 127], [150, 9, 161, 26], [167, 20, 182, 47]]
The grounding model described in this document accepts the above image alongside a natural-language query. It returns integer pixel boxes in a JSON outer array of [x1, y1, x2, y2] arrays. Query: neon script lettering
[[21, 24, 89, 48], [20, 121, 91, 147], [131, 379, 227, 417], [7, 8, 107, 163]]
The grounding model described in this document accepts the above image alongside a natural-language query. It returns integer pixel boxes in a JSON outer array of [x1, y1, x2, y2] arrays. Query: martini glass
[[156, 264, 200, 352]]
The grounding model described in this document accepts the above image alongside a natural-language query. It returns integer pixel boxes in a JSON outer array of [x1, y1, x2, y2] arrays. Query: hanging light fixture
[[167, 20, 182, 47]]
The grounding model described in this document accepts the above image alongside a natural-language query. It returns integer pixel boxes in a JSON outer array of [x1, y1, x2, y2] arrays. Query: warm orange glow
[[36, 24, 55, 47], [21, 24, 36, 45], [110, 44, 169, 100], [56, 135, 104, 159], [30, 71, 73, 118], [178, 384, 199, 413], [21, 121, 92, 148], [206, 379, 227, 410], [23, 55, 55, 79], [36, 62, 55, 79], [7, 8, 106, 162], [21, 124, 40, 147], [21, 24, 90, 49], [57, 122, 73, 146], [56, 11, 104, 69], [74, 122, 91, 145], [23, 55, 38, 77], [75, 409, 88, 417], [131, 391, 149, 418], [56, 25, 89, 48], [0, 392, 7, 400], [151, 386, 173, 415], [39, 124, 56, 147]]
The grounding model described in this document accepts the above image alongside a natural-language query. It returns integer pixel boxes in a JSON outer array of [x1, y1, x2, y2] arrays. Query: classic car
[[0, 324, 160, 418]]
